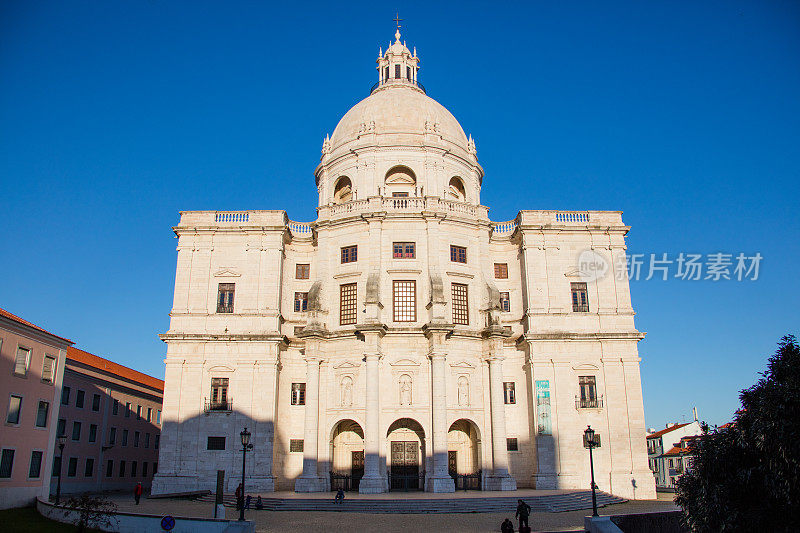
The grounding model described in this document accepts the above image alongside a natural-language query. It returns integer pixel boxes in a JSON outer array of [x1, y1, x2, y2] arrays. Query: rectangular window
[[406, 66, 411, 80], [579, 376, 599, 407], [210, 377, 229, 410], [6, 395, 22, 424], [112, 399, 119, 415], [76, 390, 85, 408], [217, 283, 235, 313], [106, 460, 113, 477], [92, 394, 101, 412], [571, 282, 589, 312], [450, 245, 467, 263], [147, 407, 152, 422], [119, 460, 126, 477], [57, 418, 66, 438], [42, 355, 56, 383], [296, 264, 310, 279], [145, 433, 150, 448], [393, 280, 416, 322], [35, 401, 49, 428], [290, 439, 304, 452], [392, 242, 415, 259], [142, 462, 148, 477], [155, 435, 160, 449], [89, 424, 97, 443], [503, 382, 516, 404], [291, 383, 306, 406], [341, 245, 358, 264], [29, 451, 43, 478], [122, 429, 129, 446], [391, 191, 408, 197], [136, 405, 141, 419], [339, 283, 357, 325], [506, 438, 519, 451], [494, 263, 509, 279], [452, 283, 469, 325], [294, 292, 309, 312], [61, 386, 70, 405], [207, 436, 226, 450], [109, 427, 117, 445], [125, 402, 131, 418], [500, 292, 511, 312], [156, 410, 161, 424], [131, 461, 137, 477], [394, 64, 401, 79], [13, 347, 30, 376], [0, 449, 14, 478], [72, 421, 81, 441], [134, 431, 140, 447], [67, 457, 77, 477], [84, 458, 94, 477]]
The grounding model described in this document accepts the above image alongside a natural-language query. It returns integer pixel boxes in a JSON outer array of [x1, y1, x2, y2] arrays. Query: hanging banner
[[535, 380, 552, 435]]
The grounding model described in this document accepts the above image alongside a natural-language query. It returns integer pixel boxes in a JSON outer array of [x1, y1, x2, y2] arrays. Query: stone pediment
[[207, 365, 234, 372], [389, 358, 420, 367], [563, 268, 586, 279], [449, 360, 476, 369], [333, 361, 361, 370], [213, 268, 241, 277], [572, 363, 599, 371]]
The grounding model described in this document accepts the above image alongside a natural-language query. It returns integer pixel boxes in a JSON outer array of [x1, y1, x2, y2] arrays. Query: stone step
[[194, 490, 626, 513]]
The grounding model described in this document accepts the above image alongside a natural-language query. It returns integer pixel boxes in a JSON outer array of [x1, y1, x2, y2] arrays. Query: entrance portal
[[330, 419, 364, 491], [386, 418, 426, 491], [448, 419, 482, 490]]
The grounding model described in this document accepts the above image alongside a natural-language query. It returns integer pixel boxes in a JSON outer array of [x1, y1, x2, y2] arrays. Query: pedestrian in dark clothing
[[255, 495, 264, 510], [515, 499, 531, 531], [235, 483, 243, 510], [134, 482, 143, 505], [245, 495, 251, 509], [501, 518, 514, 533], [335, 488, 345, 504]]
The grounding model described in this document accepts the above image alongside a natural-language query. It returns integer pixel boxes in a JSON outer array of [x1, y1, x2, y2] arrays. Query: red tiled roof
[[663, 446, 689, 457], [67, 346, 164, 392], [0, 307, 73, 344], [647, 422, 691, 439]]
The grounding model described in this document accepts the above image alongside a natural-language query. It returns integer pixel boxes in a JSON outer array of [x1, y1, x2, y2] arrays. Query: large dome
[[329, 85, 469, 153]]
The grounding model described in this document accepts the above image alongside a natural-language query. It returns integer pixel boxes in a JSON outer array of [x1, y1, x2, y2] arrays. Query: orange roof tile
[[0, 307, 73, 344], [67, 346, 164, 392], [647, 422, 692, 439], [663, 446, 688, 456]]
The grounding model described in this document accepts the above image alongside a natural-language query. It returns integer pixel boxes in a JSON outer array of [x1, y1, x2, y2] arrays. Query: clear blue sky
[[1, 1, 798, 430]]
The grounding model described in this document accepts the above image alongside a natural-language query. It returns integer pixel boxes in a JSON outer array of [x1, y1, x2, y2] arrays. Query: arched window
[[449, 177, 466, 201], [385, 165, 416, 197], [333, 176, 352, 204]]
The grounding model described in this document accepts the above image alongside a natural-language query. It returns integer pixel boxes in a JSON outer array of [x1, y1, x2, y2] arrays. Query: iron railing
[[575, 395, 604, 409], [330, 471, 362, 492], [204, 398, 232, 413], [450, 470, 482, 491], [387, 469, 425, 491]]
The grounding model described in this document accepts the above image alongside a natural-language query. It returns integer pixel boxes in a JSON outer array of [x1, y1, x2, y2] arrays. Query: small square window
[[131, 461, 137, 477], [339, 283, 357, 325], [134, 431, 140, 447], [450, 245, 467, 263], [393, 242, 415, 259], [290, 439, 304, 452], [0, 449, 14, 478], [13, 347, 30, 376], [72, 421, 81, 441], [112, 399, 119, 415], [296, 264, 310, 279], [89, 424, 97, 443], [6, 395, 22, 424], [35, 401, 49, 428], [42, 355, 56, 383], [67, 457, 77, 477], [92, 394, 101, 412], [294, 292, 309, 312], [571, 282, 589, 312], [119, 460, 126, 477], [217, 283, 235, 313], [494, 263, 508, 279], [122, 429, 129, 446], [500, 292, 511, 312], [136, 405, 142, 419], [147, 407, 152, 422], [75, 390, 85, 408], [503, 382, 516, 404], [125, 402, 131, 418], [142, 462, 148, 477], [109, 427, 117, 445], [29, 451, 43, 478], [106, 459, 114, 477], [61, 386, 71, 406], [207, 436, 226, 450], [57, 418, 66, 438], [506, 438, 518, 451], [291, 383, 306, 405], [452, 283, 469, 325], [341, 245, 358, 264], [84, 458, 94, 477], [393, 280, 417, 322]]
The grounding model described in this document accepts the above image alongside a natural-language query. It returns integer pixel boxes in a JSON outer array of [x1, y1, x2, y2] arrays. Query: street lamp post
[[584, 425, 598, 517], [239, 427, 253, 522], [55, 435, 66, 505]]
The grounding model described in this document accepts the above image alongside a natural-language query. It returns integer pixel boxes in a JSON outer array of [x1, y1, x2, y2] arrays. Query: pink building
[[51, 347, 164, 495], [0, 307, 72, 509]]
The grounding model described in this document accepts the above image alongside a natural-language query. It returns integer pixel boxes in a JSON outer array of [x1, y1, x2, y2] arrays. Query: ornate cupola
[[373, 25, 422, 94]]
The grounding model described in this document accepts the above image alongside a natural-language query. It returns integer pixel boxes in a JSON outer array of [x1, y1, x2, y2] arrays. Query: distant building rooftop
[[647, 422, 693, 439], [67, 346, 164, 392], [0, 306, 73, 344]]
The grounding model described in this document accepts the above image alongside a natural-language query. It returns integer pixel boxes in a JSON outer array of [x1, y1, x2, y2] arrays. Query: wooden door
[[448, 451, 457, 475]]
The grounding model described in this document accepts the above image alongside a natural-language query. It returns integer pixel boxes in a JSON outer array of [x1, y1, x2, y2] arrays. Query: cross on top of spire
[[393, 12, 403, 42]]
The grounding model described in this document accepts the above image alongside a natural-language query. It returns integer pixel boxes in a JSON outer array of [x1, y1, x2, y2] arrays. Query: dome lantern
[[373, 22, 422, 94]]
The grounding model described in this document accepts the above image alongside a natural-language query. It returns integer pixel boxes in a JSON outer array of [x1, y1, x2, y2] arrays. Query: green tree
[[62, 494, 117, 532], [675, 335, 800, 532]]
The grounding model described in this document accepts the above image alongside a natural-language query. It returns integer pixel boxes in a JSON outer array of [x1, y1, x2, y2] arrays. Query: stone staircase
[[195, 490, 626, 513]]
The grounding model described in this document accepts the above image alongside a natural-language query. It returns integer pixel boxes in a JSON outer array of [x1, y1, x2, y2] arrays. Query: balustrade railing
[[492, 220, 518, 237], [214, 212, 249, 223], [554, 211, 590, 223], [288, 220, 313, 237]]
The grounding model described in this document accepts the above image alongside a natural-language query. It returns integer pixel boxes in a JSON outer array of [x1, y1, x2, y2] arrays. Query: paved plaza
[[100, 491, 679, 532]]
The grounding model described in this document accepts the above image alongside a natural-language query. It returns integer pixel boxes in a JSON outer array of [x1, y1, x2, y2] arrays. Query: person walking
[[134, 482, 143, 505], [515, 499, 531, 532], [245, 494, 251, 509], [235, 482, 243, 511]]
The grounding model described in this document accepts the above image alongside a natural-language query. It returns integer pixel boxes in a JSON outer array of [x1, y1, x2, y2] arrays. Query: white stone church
[[151, 28, 655, 499]]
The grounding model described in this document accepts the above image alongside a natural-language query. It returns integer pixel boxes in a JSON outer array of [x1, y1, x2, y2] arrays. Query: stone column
[[425, 351, 455, 492], [295, 354, 326, 492], [485, 352, 517, 490], [359, 352, 386, 493]]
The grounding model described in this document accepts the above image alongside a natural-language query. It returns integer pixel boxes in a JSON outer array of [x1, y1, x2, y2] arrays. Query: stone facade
[[151, 30, 655, 499]]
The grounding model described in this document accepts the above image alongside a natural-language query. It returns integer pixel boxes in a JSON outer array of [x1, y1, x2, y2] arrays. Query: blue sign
[[161, 515, 176, 531]]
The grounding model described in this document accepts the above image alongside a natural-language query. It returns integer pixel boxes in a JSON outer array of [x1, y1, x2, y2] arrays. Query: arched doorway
[[330, 419, 364, 491], [448, 419, 482, 490], [386, 418, 425, 491]]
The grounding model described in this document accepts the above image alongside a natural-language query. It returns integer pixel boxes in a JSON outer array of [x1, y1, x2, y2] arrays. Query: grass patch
[[0, 505, 78, 532]]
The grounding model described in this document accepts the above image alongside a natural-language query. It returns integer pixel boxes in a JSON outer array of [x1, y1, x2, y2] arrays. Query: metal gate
[[451, 470, 482, 491], [390, 441, 423, 491]]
